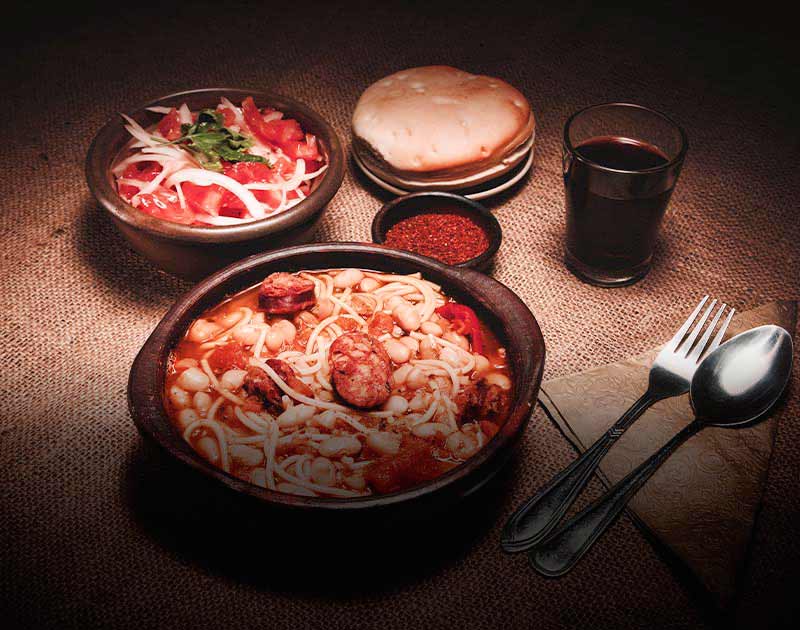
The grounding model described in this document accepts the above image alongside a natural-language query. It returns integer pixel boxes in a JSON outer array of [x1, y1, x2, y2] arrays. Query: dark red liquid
[[565, 136, 672, 277]]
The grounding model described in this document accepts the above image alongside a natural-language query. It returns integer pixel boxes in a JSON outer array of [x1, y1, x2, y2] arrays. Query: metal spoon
[[530, 324, 794, 577]]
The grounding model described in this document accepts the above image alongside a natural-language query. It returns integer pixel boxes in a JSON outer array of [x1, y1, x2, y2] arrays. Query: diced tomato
[[118, 161, 162, 200], [208, 342, 248, 374], [157, 108, 182, 141], [435, 303, 484, 354], [217, 104, 237, 127], [242, 96, 306, 149], [223, 162, 275, 184], [282, 135, 321, 161], [182, 182, 226, 216], [221, 162, 282, 213], [136, 187, 194, 225]]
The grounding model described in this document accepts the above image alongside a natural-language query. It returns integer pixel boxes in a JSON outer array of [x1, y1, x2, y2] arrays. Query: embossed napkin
[[538, 301, 797, 610]]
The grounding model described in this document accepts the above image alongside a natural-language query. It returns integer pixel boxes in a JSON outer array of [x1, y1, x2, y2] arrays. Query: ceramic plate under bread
[[353, 147, 533, 201]]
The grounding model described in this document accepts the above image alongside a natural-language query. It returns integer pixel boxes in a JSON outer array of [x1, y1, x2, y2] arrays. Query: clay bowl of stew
[[128, 242, 545, 519], [86, 88, 345, 281], [371, 192, 502, 271]]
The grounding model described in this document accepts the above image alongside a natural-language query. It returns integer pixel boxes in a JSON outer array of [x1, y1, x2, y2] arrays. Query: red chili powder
[[383, 212, 490, 264]]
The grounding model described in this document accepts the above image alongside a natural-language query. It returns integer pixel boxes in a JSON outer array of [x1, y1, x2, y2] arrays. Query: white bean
[[392, 364, 414, 387], [310, 457, 336, 486], [317, 435, 362, 458], [177, 367, 210, 392], [444, 331, 470, 351], [220, 369, 247, 391], [406, 367, 427, 390], [278, 404, 315, 428], [169, 385, 192, 409], [473, 355, 490, 374], [384, 339, 411, 364], [177, 408, 199, 429], [386, 295, 408, 311], [315, 298, 334, 319], [399, 336, 419, 353], [445, 431, 479, 459], [412, 422, 454, 439], [344, 474, 367, 491], [333, 268, 364, 289], [408, 392, 430, 412], [420, 321, 443, 336], [366, 431, 402, 456], [193, 392, 212, 416], [174, 358, 199, 370], [233, 324, 261, 346], [266, 327, 284, 352], [419, 337, 437, 359], [187, 319, 222, 343], [196, 436, 220, 464], [382, 395, 409, 415], [218, 310, 242, 328], [311, 409, 338, 429], [359, 277, 380, 292], [485, 372, 512, 390], [392, 303, 421, 332], [273, 320, 297, 345], [230, 444, 264, 467]]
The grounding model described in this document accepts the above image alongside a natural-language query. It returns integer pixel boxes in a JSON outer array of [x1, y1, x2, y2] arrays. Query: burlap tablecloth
[[2, 2, 798, 629]]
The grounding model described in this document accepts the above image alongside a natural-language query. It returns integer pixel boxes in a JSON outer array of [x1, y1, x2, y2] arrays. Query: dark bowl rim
[[370, 191, 503, 269], [127, 242, 545, 512], [85, 87, 345, 244]]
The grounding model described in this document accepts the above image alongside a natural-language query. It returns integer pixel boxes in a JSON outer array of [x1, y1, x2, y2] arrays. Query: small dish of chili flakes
[[371, 192, 502, 270]]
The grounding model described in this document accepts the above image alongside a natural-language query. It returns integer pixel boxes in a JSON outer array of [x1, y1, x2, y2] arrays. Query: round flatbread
[[352, 66, 534, 180]]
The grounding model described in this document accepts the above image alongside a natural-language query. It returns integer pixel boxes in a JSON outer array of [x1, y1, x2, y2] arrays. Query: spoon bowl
[[692, 324, 794, 426]]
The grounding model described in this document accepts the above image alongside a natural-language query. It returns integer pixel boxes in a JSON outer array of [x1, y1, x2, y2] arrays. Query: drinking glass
[[563, 103, 688, 286]]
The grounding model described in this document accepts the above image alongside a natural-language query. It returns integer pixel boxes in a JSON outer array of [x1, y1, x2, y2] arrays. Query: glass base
[[565, 250, 651, 287]]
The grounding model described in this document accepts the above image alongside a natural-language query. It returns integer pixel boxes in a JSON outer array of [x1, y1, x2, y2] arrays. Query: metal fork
[[501, 296, 734, 553]]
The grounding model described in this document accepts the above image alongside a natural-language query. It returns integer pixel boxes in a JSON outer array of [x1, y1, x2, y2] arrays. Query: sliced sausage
[[258, 272, 316, 314], [328, 332, 392, 408], [367, 311, 394, 337], [207, 342, 248, 374], [457, 378, 511, 424], [243, 359, 312, 409]]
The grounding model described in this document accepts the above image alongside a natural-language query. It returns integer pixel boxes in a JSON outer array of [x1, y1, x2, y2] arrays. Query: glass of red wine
[[563, 103, 688, 286]]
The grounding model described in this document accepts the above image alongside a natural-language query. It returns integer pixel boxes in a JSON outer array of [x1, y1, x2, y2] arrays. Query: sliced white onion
[[175, 182, 187, 210], [166, 169, 265, 219], [178, 103, 192, 125], [245, 159, 306, 192], [262, 110, 283, 122], [135, 160, 185, 197], [146, 106, 173, 114], [219, 97, 245, 128], [112, 152, 174, 176], [195, 214, 255, 226], [120, 114, 160, 148]]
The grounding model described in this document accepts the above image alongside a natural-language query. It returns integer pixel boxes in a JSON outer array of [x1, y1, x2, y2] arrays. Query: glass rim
[[563, 102, 689, 175]]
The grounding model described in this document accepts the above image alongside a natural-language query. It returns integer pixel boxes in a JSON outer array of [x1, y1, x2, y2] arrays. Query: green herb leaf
[[164, 109, 266, 171]]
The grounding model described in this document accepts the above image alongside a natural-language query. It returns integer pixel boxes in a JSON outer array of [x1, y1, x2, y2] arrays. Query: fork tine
[[678, 298, 717, 357], [687, 303, 726, 363], [665, 295, 709, 352], [707, 307, 736, 354]]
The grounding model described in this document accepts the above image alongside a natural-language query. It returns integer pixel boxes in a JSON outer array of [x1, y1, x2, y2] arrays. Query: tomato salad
[[112, 96, 327, 226]]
